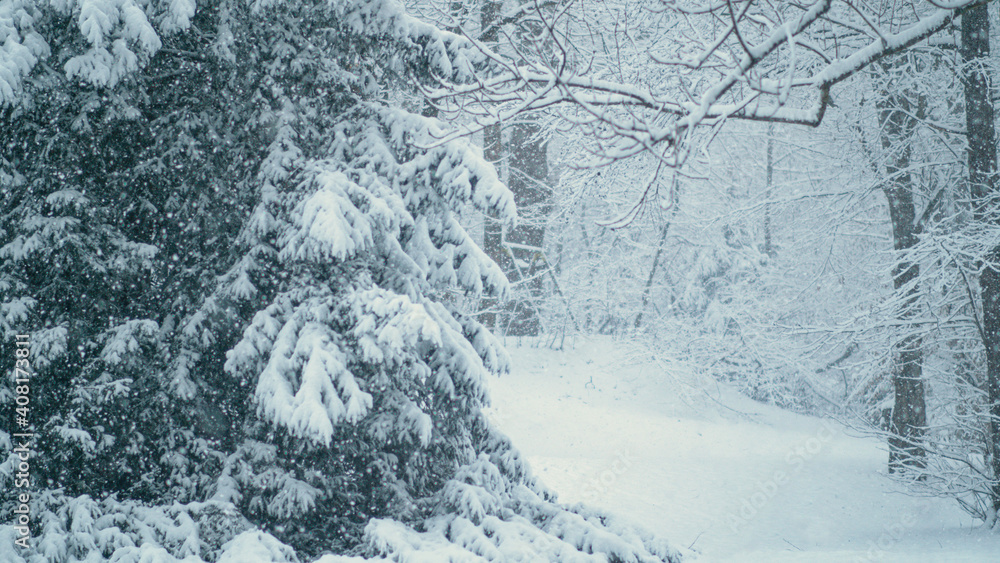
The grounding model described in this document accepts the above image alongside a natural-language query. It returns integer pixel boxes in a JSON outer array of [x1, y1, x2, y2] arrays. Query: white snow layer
[[487, 336, 1000, 562]]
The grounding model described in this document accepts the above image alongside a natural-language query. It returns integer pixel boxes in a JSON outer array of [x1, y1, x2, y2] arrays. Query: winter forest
[[7, 0, 1000, 561]]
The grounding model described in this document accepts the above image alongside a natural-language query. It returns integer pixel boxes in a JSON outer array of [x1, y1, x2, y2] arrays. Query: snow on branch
[[425, 0, 989, 166]]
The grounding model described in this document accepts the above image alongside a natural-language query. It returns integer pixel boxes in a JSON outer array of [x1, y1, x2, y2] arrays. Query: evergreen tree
[[0, 0, 682, 560]]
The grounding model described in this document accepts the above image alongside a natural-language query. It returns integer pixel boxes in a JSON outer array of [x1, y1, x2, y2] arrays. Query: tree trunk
[[479, 0, 508, 331], [635, 178, 679, 330], [504, 119, 551, 335], [477, 5, 552, 336], [763, 124, 775, 259], [634, 221, 671, 331], [876, 62, 927, 473], [961, 4, 1000, 516]]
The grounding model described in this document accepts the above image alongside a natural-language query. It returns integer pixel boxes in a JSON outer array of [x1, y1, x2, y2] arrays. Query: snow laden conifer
[[1, 0, 682, 561]]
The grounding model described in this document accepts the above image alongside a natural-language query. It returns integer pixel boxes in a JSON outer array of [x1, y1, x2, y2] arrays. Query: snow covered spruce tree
[[0, 0, 682, 560]]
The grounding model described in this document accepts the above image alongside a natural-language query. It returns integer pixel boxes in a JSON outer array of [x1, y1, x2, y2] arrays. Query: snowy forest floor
[[485, 336, 1000, 562]]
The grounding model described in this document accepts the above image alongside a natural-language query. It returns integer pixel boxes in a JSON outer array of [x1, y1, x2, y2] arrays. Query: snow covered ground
[[486, 336, 1000, 562]]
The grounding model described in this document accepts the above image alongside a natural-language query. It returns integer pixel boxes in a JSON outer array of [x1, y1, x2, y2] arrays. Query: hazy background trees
[[427, 0, 1000, 525]]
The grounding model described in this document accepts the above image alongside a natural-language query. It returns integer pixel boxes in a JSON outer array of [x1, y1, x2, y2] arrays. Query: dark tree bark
[[480, 123, 506, 331], [479, 0, 508, 331], [875, 62, 927, 473], [634, 221, 671, 331], [763, 125, 775, 259], [961, 4, 1000, 514], [635, 179, 679, 330], [503, 119, 551, 335], [476, 3, 553, 336]]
